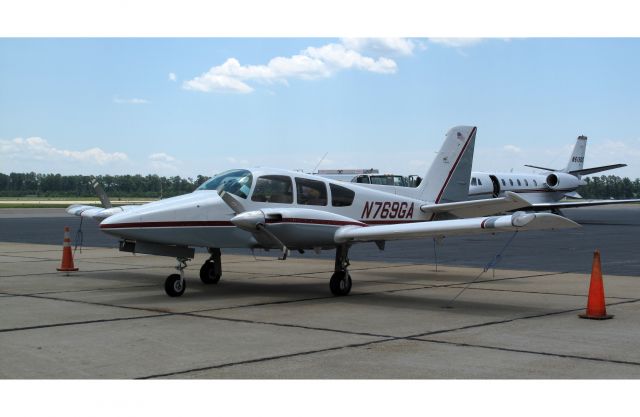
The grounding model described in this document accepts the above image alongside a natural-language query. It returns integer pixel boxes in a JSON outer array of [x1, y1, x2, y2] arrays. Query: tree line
[[0, 172, 210, 198], [0, 172, 639, 199]]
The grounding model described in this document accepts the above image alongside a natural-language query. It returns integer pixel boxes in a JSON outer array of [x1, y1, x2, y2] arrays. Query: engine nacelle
[[544, 173, 584, 190]]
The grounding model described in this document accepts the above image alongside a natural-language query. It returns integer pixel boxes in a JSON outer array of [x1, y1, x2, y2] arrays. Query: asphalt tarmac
[[1, 206, 638, 275]]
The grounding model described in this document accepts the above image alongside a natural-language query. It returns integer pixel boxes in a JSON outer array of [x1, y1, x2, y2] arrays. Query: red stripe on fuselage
[[99, 218, 427, 230], [100, 220, 235, 229]]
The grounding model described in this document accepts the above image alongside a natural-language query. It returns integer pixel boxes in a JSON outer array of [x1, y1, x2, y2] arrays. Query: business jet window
[[509, 179, 514, 186], [251, 175, 293, 203], [295, 178, 328, 206], [196, 169, 253, 199], [517, 179, 522, 186], [471, 177, 477, 186], [330, 183, 355, 207], [533, 179, 538, 186], [524, 179, 529, 186], [501, 179, 506, 186]]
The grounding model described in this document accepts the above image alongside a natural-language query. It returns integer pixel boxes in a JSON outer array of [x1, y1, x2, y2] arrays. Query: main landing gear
[[164, 248, 223, 297], [200, 248, 222, 284], [330, 244, 352, 296]]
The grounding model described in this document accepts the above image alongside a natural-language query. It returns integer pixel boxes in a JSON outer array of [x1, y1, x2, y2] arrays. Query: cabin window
[[524, 179, 529, 186], [517, 179, 522, 186], [478, 179, 483, 186], [501, 179, 506, 186], [471, 177, 477, 186], [330, 183, 355, 207], [196, 169, 253, 199], [251, 175, 293, 203], [295, 178, 328, 206], [533, 179, 538, 186], [509, 179, 514, 186]]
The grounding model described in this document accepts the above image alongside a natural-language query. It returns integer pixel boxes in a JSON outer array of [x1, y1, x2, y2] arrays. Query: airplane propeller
[[218, 190, 290, 260]]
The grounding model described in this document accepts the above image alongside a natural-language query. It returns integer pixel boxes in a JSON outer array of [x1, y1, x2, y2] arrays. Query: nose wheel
[[165, 274, 186, 297], [165, 257, 188, 297]]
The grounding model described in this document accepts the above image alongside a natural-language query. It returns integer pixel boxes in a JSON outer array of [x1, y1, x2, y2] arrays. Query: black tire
[[165, 274, 186, 297], [329, 270, 352, 296], [199, 261, 221, 284]]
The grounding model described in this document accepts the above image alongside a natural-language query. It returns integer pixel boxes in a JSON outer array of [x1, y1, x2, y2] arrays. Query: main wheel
[[165, 274, 186, 297], [200, 260, 221, 284], [329, 270, 352, 296]]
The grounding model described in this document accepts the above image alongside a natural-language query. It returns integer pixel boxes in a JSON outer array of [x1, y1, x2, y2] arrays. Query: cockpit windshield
[[196, 169, 253, 199]]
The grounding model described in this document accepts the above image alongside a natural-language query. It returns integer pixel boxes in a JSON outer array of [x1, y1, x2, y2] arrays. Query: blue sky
[[1, 38, 640, 178]]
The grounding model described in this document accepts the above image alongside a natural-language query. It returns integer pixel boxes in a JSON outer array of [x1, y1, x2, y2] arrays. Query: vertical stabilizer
[[417, 126, 477, 203], [564, 135, 587, 176]]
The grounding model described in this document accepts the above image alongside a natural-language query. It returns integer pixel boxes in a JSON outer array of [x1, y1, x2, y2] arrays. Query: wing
[[528, 199, 640, 211], [420, 191, 531, 218], [334, 212, 578, 243], [66, 204, 139, 221]]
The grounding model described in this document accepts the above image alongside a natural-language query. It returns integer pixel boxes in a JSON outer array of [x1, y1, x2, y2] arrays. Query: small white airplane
[[469, 135, 638, 210], [67, 126, 577, 297]]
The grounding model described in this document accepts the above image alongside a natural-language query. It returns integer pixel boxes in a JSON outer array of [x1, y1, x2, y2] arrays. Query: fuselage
[[99, 168, 430, 250], [468, 171, 584, 204]]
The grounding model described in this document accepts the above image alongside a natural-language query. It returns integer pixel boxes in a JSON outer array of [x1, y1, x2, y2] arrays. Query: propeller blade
[[219, 190, 246, 214], [256, 224, 289, 260]]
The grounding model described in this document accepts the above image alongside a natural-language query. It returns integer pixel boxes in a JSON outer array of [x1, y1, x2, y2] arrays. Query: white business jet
[[67, 126, 577, 297], [469, 135, 638, 210]]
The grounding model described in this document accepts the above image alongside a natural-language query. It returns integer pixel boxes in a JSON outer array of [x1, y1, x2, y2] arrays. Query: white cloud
[[503, 144, 523, 154], [148, 152, 181, 173], [183, 39, 401, 94], [341, 38, 416, 56], [428, 38, 483, 48], [113, 96, 150, 104], [184, 71, 254, 93], [149, 152, 177, 163], [0, 137, 128, 165], [168, 72, 177, 82]]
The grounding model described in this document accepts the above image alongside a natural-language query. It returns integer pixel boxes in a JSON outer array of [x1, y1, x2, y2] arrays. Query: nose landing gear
[[165, 258, 188, 297]]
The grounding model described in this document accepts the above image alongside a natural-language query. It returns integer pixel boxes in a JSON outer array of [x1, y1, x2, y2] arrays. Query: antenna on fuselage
[[313, 152, 329, 173]]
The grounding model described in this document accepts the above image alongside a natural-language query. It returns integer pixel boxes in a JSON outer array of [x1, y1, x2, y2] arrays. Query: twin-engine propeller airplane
[[67, 126, 578, 298]]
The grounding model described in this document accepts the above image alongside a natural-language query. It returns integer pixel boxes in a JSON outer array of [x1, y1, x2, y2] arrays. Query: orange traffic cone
[[579, 250, 613, 320], [57, 226, 79, 273]]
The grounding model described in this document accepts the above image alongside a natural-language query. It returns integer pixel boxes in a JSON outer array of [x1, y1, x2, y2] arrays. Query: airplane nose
[[97, 191, 229, 244]]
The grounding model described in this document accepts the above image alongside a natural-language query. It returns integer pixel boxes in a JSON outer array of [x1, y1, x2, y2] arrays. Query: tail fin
[[417, 126, 476, 203], [563, 135, 587, 174]]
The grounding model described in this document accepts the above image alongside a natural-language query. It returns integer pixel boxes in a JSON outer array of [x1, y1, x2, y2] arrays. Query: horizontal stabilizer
[[334, 212, 578, 243], [569, 164, 627, 176], [524, 164, 559, 172], [420, 191, 531, 218]]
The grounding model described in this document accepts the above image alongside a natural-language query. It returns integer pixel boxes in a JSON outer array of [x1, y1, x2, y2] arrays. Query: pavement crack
[[416, 338, 640, 368], [137, 338, 393, 379]]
